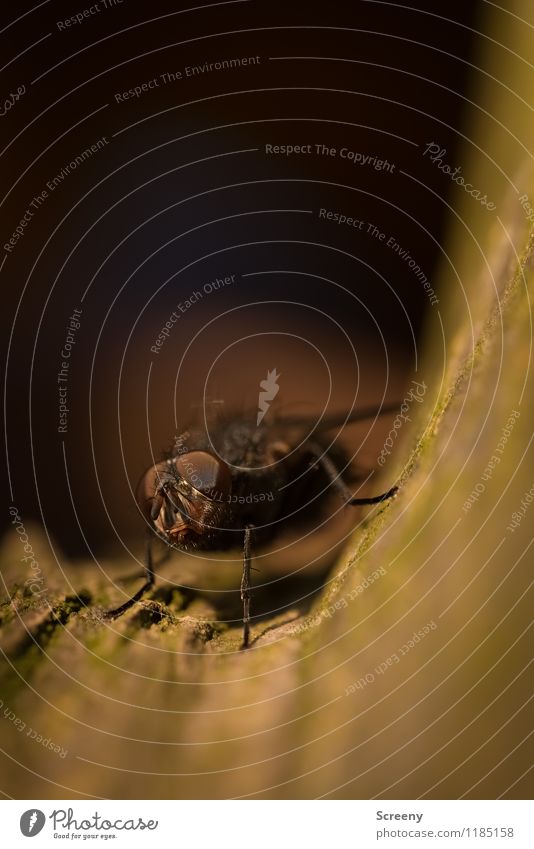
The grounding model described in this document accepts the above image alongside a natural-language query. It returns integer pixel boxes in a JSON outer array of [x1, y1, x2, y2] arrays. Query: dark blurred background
[[2, 0, 483, 555]]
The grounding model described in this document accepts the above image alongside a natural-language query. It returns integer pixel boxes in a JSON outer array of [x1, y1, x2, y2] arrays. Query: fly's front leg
[[240, 525, 254, 649], [306, 441, 398, 506], [104, 528, 156, 619]]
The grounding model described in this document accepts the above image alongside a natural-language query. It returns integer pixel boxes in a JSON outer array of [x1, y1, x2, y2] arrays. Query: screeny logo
[[20, 809, 46, 836]]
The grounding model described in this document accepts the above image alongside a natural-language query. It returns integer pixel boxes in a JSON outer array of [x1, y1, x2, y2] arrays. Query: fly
[[104, 403, 400, 647]]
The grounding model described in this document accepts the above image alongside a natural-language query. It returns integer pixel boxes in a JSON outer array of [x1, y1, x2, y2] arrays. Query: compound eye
[[136, 461, 169, 521], [174, 451, 231, 500]]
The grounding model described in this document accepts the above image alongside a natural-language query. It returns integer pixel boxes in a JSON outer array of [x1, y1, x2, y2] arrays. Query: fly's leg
[[240, 525, 254, 649], [306, 441, 398, 505], [104, 528, 156, 619]]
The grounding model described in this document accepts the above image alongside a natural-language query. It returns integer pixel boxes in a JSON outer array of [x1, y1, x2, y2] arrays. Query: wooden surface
[[1, 219, 532, 797]]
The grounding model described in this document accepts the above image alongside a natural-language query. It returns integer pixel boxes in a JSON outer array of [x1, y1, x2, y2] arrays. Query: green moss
[[0, 593, 91, 700]]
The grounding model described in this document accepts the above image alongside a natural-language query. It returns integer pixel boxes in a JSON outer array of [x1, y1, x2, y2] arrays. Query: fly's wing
[[273, 401, 401, 432], [263, 401, 402, 481], [170, 398, 229, 456], [169, 402, 403, 467]]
